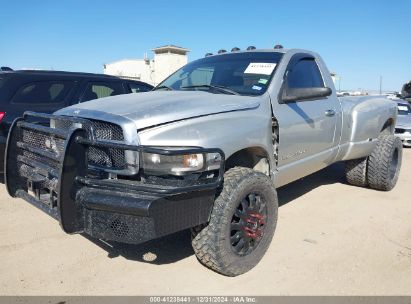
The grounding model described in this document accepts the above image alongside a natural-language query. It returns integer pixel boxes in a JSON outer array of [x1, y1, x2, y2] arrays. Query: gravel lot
[[1, 149, 410, 295]]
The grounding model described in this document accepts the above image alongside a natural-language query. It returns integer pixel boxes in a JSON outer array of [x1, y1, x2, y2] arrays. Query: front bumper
[[5, 112, 225, 244]]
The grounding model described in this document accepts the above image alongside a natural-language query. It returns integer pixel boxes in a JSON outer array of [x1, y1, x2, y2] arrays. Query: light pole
[[379, 76, 383, 95]]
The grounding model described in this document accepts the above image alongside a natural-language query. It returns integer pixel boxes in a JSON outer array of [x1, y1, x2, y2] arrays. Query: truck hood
[[55, 91, 260, 129]]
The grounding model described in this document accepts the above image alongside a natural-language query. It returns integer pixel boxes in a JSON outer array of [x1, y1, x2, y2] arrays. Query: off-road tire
[[191, 167, 278, 276], [345, 157, 368, 187], [367, 135, 402, 191]]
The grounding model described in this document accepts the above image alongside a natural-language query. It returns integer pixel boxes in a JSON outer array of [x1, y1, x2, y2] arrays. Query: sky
[[0, 0, 410, 92]]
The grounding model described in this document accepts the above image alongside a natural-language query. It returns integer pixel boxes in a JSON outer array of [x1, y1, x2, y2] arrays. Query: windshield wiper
[[181, 85, 239, 95], [153, 85, 174, 91]]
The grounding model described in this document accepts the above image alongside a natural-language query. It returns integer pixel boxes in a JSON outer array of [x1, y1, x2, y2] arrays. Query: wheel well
[[225, 147, 270, 175], [381, 118, 394, 134]]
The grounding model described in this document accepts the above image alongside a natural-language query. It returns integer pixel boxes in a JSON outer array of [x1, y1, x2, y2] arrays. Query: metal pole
[[379, 76, 382, 95]]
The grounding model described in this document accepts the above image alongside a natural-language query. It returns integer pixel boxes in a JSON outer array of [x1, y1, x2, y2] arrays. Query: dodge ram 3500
[[5, 48, 402, 276]]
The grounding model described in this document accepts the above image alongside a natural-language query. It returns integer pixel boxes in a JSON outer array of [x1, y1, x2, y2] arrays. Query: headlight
[[142, 151, 222, 176]]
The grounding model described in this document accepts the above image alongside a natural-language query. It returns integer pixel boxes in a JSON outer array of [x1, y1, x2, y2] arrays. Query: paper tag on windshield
[[398, 105, 408, 111], [244, 63, 277, 75]]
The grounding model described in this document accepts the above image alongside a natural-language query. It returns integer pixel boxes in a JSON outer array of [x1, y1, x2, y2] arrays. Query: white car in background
[[395, 100, 411, 147], [337, 91, 350, 97], [386, 93, 401, 100]]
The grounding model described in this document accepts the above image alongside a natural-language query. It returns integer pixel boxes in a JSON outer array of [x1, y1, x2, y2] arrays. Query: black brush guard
[[5, 112, 225, 244]]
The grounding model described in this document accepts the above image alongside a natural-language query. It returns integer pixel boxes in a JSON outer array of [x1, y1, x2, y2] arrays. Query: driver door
[[273, 54, 339, 185]]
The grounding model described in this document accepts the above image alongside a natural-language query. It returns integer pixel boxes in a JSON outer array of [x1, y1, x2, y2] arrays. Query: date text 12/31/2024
[[149, 296, 257, 303]]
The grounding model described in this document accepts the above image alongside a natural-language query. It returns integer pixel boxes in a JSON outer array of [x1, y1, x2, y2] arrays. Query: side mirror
[[282, 87, 332, 103]]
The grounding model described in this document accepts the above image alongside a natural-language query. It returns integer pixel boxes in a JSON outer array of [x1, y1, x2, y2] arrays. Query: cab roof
[[205, 48, 317, 58]]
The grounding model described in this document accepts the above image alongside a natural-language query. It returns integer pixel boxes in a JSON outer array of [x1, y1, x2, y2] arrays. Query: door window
[[82, 82, 124, 102], [12, 81, 73, 104], [287, 59, 324, 89], [128, 83, 151, 93]]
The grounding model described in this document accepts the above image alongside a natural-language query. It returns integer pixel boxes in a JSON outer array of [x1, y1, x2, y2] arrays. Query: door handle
[[325, 109, 336, 117]]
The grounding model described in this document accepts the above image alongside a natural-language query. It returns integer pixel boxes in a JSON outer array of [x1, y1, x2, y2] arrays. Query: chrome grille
[[85, 120, 125, 169], [90, 120, 124, 142], [87, 121, 125, 169], [37, 118, 126, 169], [22, 129, 65, 155]]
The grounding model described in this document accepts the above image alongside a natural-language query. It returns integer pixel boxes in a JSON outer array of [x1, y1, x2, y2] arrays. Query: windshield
[[397, 103, 411, 115], [157, 52, 283, 96]]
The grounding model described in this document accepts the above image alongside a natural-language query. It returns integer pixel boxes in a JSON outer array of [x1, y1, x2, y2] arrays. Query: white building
[[103, 45, 189, 86]]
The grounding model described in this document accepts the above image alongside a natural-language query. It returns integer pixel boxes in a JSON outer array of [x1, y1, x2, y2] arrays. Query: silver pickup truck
[[5, 48, 402, 276]]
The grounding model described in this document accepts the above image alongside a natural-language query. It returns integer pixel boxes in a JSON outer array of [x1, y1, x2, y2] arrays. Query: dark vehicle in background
[[0, 70, 153, 171], [401, 81, 411, 102]]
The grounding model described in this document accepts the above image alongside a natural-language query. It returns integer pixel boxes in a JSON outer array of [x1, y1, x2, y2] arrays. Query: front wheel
[[191, 167, 278, 276]]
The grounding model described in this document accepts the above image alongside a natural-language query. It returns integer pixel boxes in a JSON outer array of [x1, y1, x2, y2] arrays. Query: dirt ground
[[0, 150, 410, 296]]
